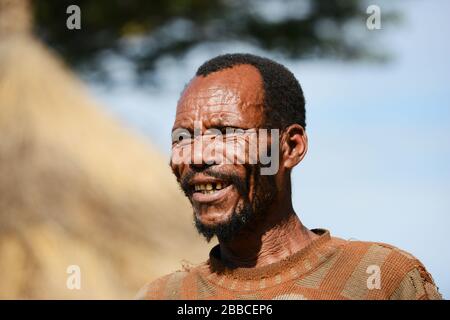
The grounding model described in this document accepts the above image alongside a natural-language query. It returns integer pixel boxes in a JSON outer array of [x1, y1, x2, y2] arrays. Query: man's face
[[170, 65, 277, 242]]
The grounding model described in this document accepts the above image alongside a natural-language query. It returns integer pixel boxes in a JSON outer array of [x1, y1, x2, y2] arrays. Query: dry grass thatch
[[0, 1, 211, 299]]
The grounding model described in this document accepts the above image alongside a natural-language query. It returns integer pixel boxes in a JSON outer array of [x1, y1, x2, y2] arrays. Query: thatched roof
[[0, 0, 210, 299]]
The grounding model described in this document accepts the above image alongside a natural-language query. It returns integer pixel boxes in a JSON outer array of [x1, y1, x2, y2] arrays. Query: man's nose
[[190, 136, 220, 169], [189, 161, 211, 171]]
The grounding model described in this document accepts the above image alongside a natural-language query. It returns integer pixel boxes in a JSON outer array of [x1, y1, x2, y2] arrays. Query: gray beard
[[193, 174, 277, 242], [193, 200, 254, 243]]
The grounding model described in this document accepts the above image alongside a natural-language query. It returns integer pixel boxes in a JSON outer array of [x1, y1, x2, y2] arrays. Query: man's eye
[[218, 126, 240, 134], [172, 129, 192, 144], [224, 127, 246, 137]]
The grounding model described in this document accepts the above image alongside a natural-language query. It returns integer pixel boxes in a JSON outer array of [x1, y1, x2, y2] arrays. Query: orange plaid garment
[[136, 229, 442, 300]]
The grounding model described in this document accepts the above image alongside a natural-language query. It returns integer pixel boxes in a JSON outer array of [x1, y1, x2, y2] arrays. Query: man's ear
[[281, 124, 308, 170]]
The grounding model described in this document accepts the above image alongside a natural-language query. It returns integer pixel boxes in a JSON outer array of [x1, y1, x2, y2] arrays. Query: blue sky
[[90, 1, 450, 298]]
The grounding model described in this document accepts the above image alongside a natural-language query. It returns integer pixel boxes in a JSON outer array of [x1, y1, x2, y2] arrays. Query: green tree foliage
[[33, 0, 394, 80]]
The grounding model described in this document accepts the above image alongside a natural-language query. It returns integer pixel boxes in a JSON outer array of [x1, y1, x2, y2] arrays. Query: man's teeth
[[194, 182, 224, 193]]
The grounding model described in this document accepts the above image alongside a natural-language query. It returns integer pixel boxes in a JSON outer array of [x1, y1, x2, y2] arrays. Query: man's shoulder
[[330, 237, 442, 299], [336, 237, 420, 268], [135, 262, 207, 300]]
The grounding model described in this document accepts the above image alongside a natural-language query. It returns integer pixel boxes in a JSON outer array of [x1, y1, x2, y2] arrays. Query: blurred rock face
[[0, 0, 211, 299]]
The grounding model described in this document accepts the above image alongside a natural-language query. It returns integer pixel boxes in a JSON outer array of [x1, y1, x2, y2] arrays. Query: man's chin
[[193, 204, 254, 243], [194, 208, 233, 227]]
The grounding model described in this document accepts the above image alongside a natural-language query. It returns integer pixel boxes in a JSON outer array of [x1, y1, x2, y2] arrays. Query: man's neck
[[218, 207, 318, 268]]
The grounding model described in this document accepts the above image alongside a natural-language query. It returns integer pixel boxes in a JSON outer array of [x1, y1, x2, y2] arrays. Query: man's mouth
[[193, 181, 229, 194], [189, 177, 234, 204]]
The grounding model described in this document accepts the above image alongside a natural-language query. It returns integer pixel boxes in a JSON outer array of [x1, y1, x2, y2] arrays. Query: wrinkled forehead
[[175, 64, 265, 127]]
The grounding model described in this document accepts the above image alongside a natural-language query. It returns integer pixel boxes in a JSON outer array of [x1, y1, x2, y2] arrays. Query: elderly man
[[137, 53, 441, 300]]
